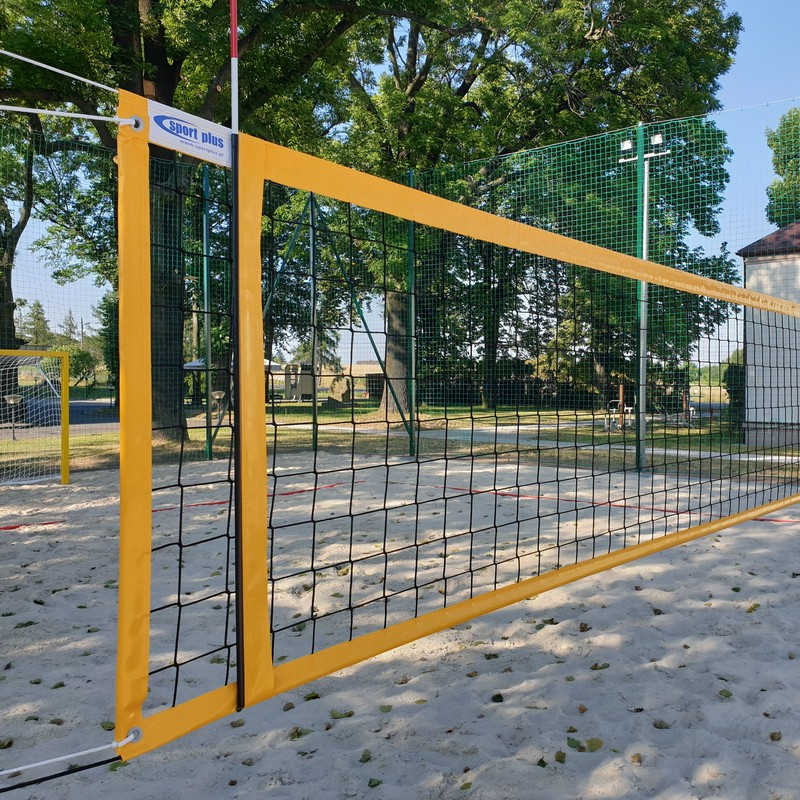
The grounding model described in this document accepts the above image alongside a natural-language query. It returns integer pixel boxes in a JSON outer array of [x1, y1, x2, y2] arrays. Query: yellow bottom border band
[[118, 488, 800, 761]]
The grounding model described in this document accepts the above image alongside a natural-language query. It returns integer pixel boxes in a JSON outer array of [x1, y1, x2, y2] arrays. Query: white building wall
[[745, 254, 800, 427]]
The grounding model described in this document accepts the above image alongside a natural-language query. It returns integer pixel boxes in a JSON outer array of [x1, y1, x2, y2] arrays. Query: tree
[[67, 344, 98, 389], [60, 309, 78, 344], [412, 116, 739, 409], [18, 299, 53, 347], [528, 117, 738, 406], [723, 348, 745, 435], [0, 118, 36, 419], [1, 0, 742, 421], [2, 0, 456, 437], [0, 119, 36, 352], [766, 107, 800, 229], [95, 290, 118, 403], [0, 115, 117, 330], [330, 1, 741, 412], [0, 115, 116, 426], [291, 331, 342, 376]]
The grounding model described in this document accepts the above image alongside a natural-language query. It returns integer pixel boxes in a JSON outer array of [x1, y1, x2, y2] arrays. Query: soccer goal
[[0, 349, 69, 485]]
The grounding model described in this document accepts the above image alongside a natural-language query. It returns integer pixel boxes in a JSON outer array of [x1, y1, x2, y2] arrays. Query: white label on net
[[147, 100, 232, 167]]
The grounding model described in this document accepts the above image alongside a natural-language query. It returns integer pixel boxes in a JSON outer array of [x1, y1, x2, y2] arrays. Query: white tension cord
[[0, 104, 141, 128], [0, 49, 118, 93], [0, 730, 140, 780]]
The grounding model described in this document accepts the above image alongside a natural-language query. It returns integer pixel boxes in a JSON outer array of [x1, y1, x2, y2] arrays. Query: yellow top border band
[[244, 131, 798, 319]]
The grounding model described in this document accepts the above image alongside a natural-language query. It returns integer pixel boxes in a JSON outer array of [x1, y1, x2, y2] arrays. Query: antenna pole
[[229, 0, 246, 713], [229, 0, 239, 133]]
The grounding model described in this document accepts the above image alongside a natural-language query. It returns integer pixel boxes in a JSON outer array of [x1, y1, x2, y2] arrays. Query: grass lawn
[[3, 396, 796, 484]]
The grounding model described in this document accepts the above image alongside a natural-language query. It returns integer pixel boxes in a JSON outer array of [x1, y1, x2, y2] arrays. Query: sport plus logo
[[153, 115, 226, 149], [147, 102, 232, 167]]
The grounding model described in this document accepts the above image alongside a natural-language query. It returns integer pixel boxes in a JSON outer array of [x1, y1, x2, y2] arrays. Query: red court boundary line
[[388, 480, 799, 525], [1, 520, 64, 531], [7, 479, 795, 530], [151, 480, 366, 513]]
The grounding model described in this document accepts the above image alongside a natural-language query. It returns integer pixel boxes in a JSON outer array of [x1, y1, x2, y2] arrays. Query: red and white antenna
[[229, 0, 239, 133], [228, 0, 246, 713]]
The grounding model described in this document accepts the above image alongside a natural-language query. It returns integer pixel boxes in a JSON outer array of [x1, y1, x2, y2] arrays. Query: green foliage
[[415, 117, 738, 405], [95, 291, 118, 393], [28, 133, 117, 286], [60, 310, 78, 343], [1, 0, 742, 418], [766, 107, 800, 228], [66, 346, 98, 386], [728, 347, 744, 366], [723, 359, 745, 429], [0, 121, 115, 351], [338, 1, 741, 176], [291, 333, 342, 374], [697, 363, 725, 386]]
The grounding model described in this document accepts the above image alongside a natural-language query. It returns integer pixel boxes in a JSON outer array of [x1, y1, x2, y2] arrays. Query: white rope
[[0, 731, 138, 780], [0, 49, 117, 93], [0, 105, 142, 128]]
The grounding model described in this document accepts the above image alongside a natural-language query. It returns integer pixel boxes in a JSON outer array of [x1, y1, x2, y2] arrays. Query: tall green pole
[[635, 122, 647, 473], [407, 170, 417, 458], [310, 194, 319, 453], [202, 163, 213, 460]]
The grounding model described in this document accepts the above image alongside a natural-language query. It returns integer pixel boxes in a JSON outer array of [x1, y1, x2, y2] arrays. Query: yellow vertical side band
[[237, 134, 272, 703], [115, 90, 153, 740], [60, 351, 69, 484]]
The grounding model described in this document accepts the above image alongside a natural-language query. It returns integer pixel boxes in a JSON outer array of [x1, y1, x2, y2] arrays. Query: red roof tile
[[737, 219, 800, 258]]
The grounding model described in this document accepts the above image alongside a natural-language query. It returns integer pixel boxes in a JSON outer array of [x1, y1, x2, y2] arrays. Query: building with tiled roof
[[736, 221, 800, 446], [737, 219, 800, 260]]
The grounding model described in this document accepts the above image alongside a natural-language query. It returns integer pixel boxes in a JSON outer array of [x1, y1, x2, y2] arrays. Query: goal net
[[0, 349, 69, 485]]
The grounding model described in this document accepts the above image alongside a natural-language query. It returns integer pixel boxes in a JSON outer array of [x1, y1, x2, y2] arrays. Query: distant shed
[[737, 220, 800, 445]]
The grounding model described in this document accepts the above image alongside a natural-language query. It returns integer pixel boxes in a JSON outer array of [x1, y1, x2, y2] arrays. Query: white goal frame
[[0, 349, 69, 485]]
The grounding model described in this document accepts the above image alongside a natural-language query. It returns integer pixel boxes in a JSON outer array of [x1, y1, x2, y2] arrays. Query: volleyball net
[[114, 90, 800, 759]]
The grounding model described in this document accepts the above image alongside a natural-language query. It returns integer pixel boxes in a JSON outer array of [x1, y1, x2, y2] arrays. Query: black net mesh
[[260, 181, 800, 666], [145, 153, 237, 710]]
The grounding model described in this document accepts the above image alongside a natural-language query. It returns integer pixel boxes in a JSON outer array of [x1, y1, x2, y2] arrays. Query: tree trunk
[[0, 126, 35, 421], [0, 260, 20, 424], [481, 283, 499, 410], [380, 290, 410, 418], [592, 351, 611, 411], [0, 258, 17, 352], [150, 158, 187, 442]]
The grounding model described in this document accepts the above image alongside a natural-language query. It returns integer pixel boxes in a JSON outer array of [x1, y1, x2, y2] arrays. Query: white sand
[[2, 466, 800, 799]]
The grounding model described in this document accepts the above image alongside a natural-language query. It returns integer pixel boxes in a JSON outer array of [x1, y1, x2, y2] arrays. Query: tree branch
[[348, 71, 394, 162], [7, 118, 39, 259], [198, 23, 263, 120], [199, 1, 485, 122], [239, 14, 362, 122]]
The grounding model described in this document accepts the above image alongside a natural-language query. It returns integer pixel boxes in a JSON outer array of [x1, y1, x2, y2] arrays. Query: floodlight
[[650, 133, 663, 146], [620, 139, 633, 152]]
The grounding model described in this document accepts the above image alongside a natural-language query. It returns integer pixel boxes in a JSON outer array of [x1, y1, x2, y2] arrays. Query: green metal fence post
[[310, 194, 319, 453], [635, 122, 647, 473], [407, 170, 417, 458], [202, 163, 213, 460]]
